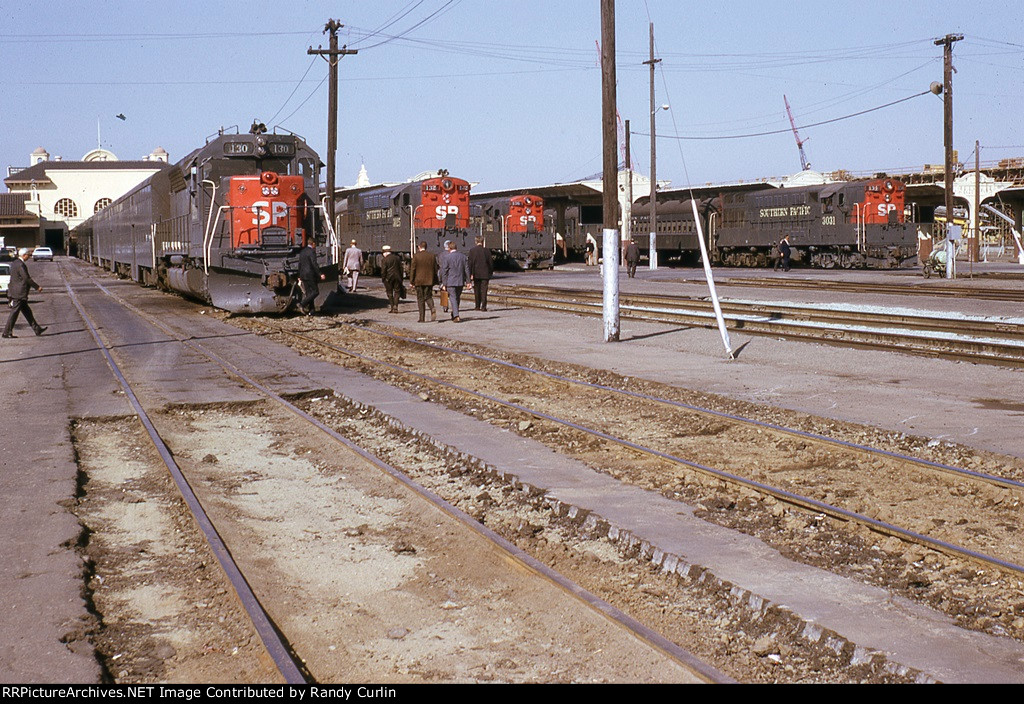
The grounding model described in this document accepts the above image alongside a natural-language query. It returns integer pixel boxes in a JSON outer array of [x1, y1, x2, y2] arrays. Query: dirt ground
[[72, 404, 709, 684], [233, 316, 1024, 644], [68, 304, 1024, 684]]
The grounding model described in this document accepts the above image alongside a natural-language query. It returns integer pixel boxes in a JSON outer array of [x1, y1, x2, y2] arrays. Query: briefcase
[[439, 289, 449, 310]]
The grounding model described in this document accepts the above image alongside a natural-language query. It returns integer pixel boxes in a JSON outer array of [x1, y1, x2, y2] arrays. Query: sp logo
[[435, 205, 459, 220], [251, 201, 290, 226]]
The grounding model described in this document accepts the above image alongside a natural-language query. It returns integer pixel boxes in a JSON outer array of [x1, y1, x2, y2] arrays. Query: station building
[[3, 146, 169, 252]]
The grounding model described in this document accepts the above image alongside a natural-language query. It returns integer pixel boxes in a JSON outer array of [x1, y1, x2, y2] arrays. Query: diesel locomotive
[[334, 171, 471, 272], [470, 193, 553, 269], [632, 177, 915, 269], [76, 122, 340, 313]]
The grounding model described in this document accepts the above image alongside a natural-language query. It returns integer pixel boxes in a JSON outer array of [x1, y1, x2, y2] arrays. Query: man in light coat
[[343, 239, 363, 292]]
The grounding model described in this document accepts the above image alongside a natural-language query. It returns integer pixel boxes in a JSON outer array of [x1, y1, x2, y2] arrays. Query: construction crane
[[784, 95, 811, 171]]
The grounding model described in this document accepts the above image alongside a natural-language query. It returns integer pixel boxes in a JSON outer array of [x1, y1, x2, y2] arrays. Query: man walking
[[343, 239, 363, 292], [297, 239, 325, 315], [467, 236, 494, 311], [775, 235, 792, 272], [439, 239, 470, 323], [3, 248, 46, 338], [409, 240, 438, 323], [380, 245, 404, 313], [625, 238, 640, 278]]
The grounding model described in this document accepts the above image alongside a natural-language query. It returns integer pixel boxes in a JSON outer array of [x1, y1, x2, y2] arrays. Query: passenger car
[[0, 263, 10, 296], [32, 246, 54, 262]]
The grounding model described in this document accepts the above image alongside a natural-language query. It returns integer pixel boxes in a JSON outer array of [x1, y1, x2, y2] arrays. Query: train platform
[[3, 257, 1024, 683], [352, 260, 1024, 459]]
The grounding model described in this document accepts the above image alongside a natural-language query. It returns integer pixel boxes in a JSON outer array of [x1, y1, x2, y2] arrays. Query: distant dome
[[355, 164, 370, 187], [780, 170, 829, 188], [30, 147, 50, 165], [146, 147, 169, 162], [32, 146, 48, 155], [82, 148, 118, 162]]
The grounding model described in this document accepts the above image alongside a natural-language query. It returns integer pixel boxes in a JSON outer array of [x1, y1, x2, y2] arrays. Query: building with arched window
[[3, 146, 169, 252]]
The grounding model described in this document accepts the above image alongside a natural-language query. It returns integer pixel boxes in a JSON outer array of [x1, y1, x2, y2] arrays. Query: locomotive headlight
[[255, 135, 268, 157]]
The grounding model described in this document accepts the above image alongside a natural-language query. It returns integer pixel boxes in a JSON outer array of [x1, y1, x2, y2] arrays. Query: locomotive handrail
[[201, 180, 220, 275], [854, 202, 866, 252], [204, 206, 229, 274], [316, 202, 340, 265]]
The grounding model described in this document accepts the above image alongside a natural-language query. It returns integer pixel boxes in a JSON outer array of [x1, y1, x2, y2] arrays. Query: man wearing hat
[[3, 248, 46, 338], [297, 239, 325, 316], [343, 239, 363, 292], [439, 239, 470, 322], [624, 237, 641, 278], [380, 245, 404, 313]]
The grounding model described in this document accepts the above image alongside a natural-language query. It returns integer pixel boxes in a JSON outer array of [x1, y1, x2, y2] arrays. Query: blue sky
[[2, 1, 1022, 191]]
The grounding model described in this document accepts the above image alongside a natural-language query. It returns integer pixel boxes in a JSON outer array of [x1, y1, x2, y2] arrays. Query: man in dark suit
[[297, 240, 324, 315], [439, 240, 470, 322], [467, 236, 494, 311], [380, 245, 404, 313], [624, 238, 641, 278], [409, 240, 438, 323], [774, 235, 792, 272], [3, 248, 46, 338]]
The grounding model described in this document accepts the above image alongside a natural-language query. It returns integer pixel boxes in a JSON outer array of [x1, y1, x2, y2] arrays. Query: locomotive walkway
[[2, 257, 1023, 682]]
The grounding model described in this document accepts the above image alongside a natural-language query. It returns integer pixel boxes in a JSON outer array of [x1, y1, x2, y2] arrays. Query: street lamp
[[649, 103, 669, 270]]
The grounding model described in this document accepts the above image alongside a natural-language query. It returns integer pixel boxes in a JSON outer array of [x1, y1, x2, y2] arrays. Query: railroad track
[[719, 276, 1024, 303], [60, 262, 728, 684], [489, 284, 1024, 365], [243, 316, 1024, 587]]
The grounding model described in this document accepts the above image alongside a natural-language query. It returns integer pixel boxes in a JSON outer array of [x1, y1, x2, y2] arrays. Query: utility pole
[[934, 33, 962, 279], [973, 139, 980, 267], [600, 0, 619, 342], [309, 19, 357, 232], [624, 119, 632, 248], [643, 22, 662, 271]]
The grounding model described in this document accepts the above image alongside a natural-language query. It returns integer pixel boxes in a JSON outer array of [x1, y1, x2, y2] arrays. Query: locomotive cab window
[[298, 158, 316, 183]]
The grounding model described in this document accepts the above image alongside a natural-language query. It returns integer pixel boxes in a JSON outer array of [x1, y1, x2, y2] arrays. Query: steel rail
[[501, 284, 1024, 340], [719, 277, 1024, 303], [251, 321, 1024, 580], [71, 264, 733, 685], [309, 320, 1024, 493], [58, 267, 308, 685], [490, 286, 1024, 365]]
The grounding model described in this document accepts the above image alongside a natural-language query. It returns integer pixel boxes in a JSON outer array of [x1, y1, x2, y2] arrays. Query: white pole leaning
[[690, 199, 734, 359]]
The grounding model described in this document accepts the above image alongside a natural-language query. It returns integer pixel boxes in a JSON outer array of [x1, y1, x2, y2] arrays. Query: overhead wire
[[267, 55, 319, 126], [347, 0, 427, 48], [634, 90, 934, 142], [354, 0, 462, 51], [276, 1, 461, 127]]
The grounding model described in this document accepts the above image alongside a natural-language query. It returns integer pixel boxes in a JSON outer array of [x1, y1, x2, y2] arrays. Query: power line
[[267, 55, 319, 126], [633, 90, 933, 141], [0, 30, 316, 43], [348, 0, 426, 47], [355, 0, 461, 51]]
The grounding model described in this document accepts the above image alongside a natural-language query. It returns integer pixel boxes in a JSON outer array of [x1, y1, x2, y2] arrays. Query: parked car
[[32, 246, 53, 262], [0, 263, 10, 296]]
